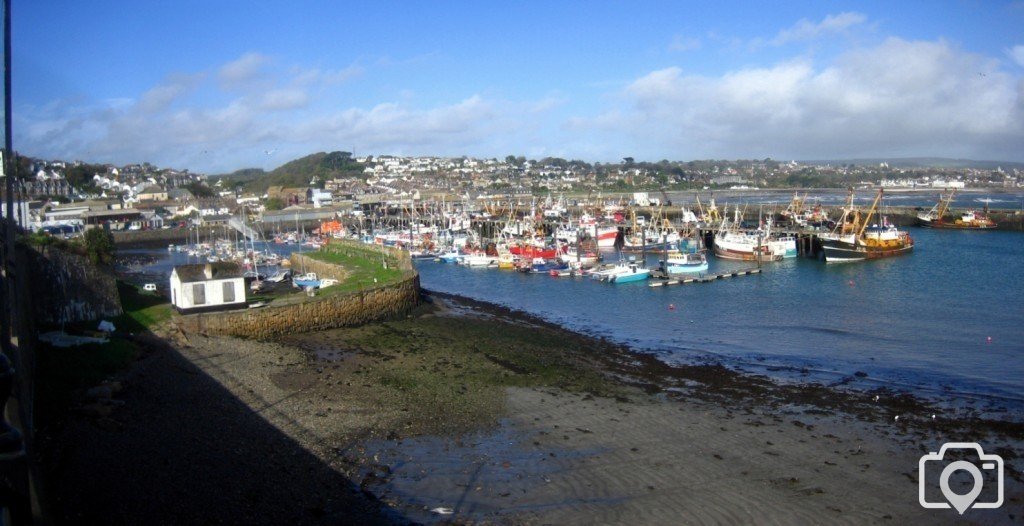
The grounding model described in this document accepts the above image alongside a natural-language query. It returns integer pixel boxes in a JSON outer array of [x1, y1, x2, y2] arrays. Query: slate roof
[[173, 262, 243, 282]]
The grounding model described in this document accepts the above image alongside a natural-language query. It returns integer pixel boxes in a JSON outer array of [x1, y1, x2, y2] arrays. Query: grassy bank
[[304, 242, 408, 295], [280, 308, 623, 435]]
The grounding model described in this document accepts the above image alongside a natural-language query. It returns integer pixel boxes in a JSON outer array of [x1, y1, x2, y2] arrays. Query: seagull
[[894, 415, 900, 422], [873, 395, 879, 403], [931, 414, 936, 420], [264, 148, 277, 156]]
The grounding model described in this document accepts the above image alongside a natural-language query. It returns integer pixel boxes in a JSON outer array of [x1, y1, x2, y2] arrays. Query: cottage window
[[222, 281, 235, 303], [192, 283, 206, 305]]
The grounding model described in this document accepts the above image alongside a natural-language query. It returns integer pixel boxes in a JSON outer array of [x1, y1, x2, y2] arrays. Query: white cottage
[[169, 263, 246, 313]]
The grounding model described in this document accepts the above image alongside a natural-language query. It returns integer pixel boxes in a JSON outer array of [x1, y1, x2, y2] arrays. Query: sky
[[12, 1, 1024, 173]]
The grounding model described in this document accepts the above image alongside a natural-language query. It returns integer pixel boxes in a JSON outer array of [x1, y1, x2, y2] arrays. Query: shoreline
[[42, 288, 1024, 524], [423, 290, 1024, 437]]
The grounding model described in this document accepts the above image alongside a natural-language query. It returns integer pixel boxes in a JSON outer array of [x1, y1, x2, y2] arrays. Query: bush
[[83, 228, 116, 265]]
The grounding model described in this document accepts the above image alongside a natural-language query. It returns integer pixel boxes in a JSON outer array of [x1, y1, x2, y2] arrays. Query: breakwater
[[177, 243, 420, 339], [288, 253, 348, 281], [112, 227, 220, 247]]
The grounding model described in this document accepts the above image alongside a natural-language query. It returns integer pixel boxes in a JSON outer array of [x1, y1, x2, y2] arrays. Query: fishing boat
[[917, 188, 996, 229], [780, 192, 830, 228], [509, 244, 561, 259], [461, 253, 498, 267], [559, 246, 600, 267], [437, 249, 464, 263], [497, 252, 517, 269], [293, 272, 321, 288], [520, 257, 567, 274], [712, 208, 785, 262], [609, 262, 650, 283], [664, 252, 708, 274], [820, 189, 914, 263]]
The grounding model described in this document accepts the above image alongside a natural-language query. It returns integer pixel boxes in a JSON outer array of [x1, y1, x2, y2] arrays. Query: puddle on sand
[[315, 349, 348, 362], [351, 420, 612, 524]]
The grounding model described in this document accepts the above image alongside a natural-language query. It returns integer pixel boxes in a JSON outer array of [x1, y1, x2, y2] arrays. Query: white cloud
[[772, 12, 867, 46], [293, 65, 364, 87], [1008, 45, 1024, 68], [218, 52, 270, 89], [258, 88, 309, 111], [572, 37, 1024, 161], [14, 52, 552, 172]]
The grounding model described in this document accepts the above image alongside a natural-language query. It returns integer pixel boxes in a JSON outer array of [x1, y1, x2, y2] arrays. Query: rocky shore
[[40, 291, 1024, 524]]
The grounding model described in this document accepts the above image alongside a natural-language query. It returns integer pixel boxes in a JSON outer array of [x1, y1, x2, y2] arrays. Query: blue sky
[[13, 1, 1024, 172]]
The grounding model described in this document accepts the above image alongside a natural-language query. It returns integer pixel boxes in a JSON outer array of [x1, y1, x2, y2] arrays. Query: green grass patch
[[304, 243, 407, 295], [115, 281, 173, 332]]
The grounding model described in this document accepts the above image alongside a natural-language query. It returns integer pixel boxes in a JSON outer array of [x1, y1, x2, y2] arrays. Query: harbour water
[[121, 226, 1024, 415], [414, 227, 1024, 414]]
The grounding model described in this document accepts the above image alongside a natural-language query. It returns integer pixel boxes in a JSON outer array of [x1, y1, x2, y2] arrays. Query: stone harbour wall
[[288, 253, 348, 281], [21, 245, 122, 325], [179, 274, 420, 339]]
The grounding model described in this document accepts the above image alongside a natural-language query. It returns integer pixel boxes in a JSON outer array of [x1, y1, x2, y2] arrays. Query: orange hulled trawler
[[819, 189, 914, 263], [916, 188, 997, 229]]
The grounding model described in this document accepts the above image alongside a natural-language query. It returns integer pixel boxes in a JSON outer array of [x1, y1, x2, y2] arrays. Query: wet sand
[[44, 291, 1024, 524]]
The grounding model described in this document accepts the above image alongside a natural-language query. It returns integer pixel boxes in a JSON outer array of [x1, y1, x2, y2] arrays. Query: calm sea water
[[415, 228, 1024, 412], [664, 189, 1024, 209]]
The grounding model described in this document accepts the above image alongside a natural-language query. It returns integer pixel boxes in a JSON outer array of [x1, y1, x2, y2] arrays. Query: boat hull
[[712, 245, 780, 262], [821, 239, 914, 263], [917, 218, 997, 230], [610, 270, 650, 283], [666, 263, 708, 274]]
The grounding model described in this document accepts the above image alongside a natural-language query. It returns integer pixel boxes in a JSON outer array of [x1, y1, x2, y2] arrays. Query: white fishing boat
[[461, 253, 498, 267], [665, 252, 708, 274]]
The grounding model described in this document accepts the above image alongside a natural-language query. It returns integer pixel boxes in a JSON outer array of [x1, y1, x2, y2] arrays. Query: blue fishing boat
[[293, 272, 321, 288], [609, 262, 650, 283], [522, 257, 568, 274]]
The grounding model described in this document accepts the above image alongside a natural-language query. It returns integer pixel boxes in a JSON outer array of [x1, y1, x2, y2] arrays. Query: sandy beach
[[40, 291, 1024, 525]]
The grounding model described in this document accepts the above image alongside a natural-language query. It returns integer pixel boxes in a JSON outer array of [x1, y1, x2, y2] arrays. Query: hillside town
[[4, 153, 1022, 234]]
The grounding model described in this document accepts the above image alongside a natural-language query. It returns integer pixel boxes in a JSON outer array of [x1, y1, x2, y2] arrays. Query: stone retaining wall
[[178, 242, 419, 339], [22, 244, 122, 325], [113, 227, 220, 247], [288, 253, 348, 281]]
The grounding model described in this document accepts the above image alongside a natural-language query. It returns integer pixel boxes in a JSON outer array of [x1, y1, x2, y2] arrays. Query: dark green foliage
[[184, 181, 216, 198], [63, 163, 106, 190], [83, 228, 116, 265], [244, 151, 364, 192], [264, 197, 285, 211], [209, 167, 266, 185]]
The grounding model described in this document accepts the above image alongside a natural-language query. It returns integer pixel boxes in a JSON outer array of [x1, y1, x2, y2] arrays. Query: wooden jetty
[[649, 267, 762, 287]]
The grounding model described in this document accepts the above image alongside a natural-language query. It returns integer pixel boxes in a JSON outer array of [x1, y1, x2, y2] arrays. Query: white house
[[309, 189, 333, 208], [169, 263, 246, 313]]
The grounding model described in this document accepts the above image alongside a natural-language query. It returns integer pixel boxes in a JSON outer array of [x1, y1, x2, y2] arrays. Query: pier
[[648, 268, 762, 287]]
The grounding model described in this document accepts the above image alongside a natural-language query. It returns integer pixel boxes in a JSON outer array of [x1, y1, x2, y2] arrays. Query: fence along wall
[[178, 242, 419, 339]]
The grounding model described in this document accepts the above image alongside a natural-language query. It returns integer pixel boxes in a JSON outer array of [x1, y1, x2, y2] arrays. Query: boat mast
[[937, 187, 956, 219], [857, 189, 884, 239]]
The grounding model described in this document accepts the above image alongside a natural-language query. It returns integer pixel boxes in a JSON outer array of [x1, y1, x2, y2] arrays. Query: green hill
[[243, 151, 364, 192], [210, 168, 267, 184]]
